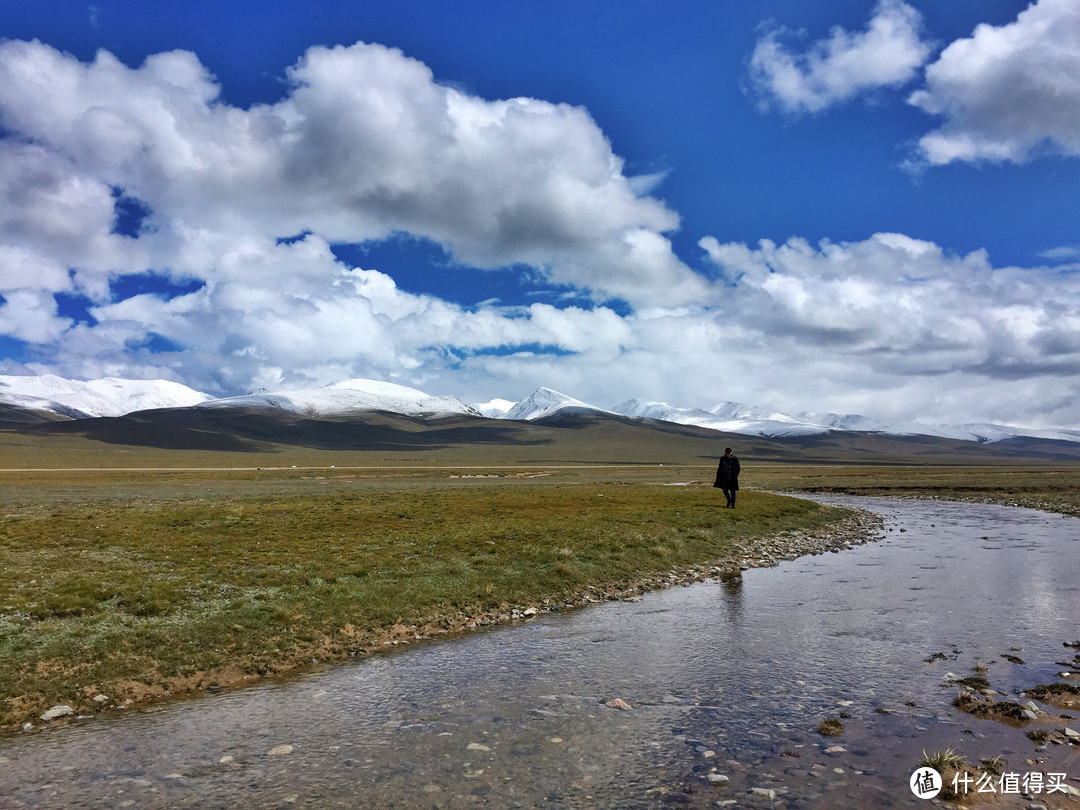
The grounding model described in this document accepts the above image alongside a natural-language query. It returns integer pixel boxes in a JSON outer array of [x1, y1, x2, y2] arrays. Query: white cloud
[[750, 0, 930, 114], [699, 232, 1080, 426], [908, 0, 1080, 165], [0, 39, 704, 310], [0, 37, 719, 402], [0, 289, 70, 343], [1040, 245, 1080, 262], [2, 38, 1080, 428]]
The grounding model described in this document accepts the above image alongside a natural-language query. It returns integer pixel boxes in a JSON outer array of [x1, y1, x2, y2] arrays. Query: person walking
[[713, 447, 740, 508]]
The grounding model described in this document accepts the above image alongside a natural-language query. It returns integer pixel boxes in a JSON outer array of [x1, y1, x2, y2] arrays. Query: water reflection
[[719, 573, 744, 626]]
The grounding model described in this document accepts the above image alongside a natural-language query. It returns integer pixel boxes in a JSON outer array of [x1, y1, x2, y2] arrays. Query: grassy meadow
[[0, 463, 853, 730], [749, 463, 1080, 516], [2, 456, 1078, 731]]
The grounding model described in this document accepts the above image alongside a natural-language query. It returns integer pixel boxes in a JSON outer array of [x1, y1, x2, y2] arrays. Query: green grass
[[918, 748, 965, 772], [5, 460, 1077, 730], [750, 464, 1080, 516], [0, 472, 852, 728]]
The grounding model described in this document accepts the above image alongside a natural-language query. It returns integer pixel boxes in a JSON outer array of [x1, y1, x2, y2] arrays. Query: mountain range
[[2, 373, 1079, 448]]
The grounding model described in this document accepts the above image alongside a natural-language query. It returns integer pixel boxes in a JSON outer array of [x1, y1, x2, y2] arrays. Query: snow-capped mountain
[[611, 398, 1080, 445], [877, 421, 1080, 445], [198, 379, 480, 417], [2, 373, 1078, 447], [0, 374, 212, 418], [614, 398, 830, 437], [794, 410, 887, 432], [501, 387, 613, 421]]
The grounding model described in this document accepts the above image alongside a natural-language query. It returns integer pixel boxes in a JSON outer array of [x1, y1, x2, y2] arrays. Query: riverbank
[[0, 472, 878, 732], [751, 463, 1080, 518]]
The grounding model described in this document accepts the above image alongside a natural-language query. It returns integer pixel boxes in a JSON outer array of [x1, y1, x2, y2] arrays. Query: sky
[[1, 0, 1079, 427]]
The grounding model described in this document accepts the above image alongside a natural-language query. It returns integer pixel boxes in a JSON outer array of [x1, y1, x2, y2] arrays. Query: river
[[1, 497, 1079, 809]]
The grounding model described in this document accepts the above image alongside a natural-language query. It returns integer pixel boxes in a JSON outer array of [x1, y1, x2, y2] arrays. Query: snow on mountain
[[501, 387, 613, 421], [612, 397, 1080, 444], [616, 398, 716, 423], [884, 421, 1080, 444], [613, 398, 827, 437], [0, 374, 212, 418], [473, 398, 516, 418], [793, 410, 888, 432], [2, 373, 1078, 445], [703, 401, 830, 436], [199, 378, 480, 417]]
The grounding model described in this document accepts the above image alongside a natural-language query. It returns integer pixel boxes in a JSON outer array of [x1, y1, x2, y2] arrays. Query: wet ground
[[1, 497, 1079, 809]]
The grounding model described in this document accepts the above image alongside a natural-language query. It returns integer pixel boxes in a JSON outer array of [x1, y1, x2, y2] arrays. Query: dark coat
[[713, 455, 740, 490]]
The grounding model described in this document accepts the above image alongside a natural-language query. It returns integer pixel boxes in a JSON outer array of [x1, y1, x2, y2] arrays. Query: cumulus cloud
[[0, 39, 704, 311], [749, 0, 930, 114], [698, 232, 1080, 426], [909, 0, 1080, 165], [2, 37, 1080, 428], [0, 38, 721, 403]]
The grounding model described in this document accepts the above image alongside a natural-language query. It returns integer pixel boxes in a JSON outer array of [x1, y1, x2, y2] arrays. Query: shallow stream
[[1, 497, 1079, 809]]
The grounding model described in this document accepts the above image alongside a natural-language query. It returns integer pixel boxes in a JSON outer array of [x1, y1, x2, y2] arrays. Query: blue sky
[[1, 0, 1079, 427]]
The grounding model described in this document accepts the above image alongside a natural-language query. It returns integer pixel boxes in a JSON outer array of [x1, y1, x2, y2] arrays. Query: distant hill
[[198, 378, 479, 418], [0, 374, 211, 419], [13, 401, 1080, 465], [501, 387, 614, 421], [1, 374, 1078, 462]]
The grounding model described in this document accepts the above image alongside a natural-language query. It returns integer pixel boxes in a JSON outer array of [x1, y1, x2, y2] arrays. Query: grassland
[[2, 458, 1078, 733], [0, 463, 861, 730], [749, 463, 1080, 516]]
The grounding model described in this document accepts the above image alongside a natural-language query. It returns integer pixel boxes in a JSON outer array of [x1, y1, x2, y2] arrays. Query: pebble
[[750, 787, 776, 799], [707, 773, 730, 785], [1064, 726, 1080, 739], [40, 705, 73, 721], [466, 743, 491, 752], [268, 745, 294, 756], [824, 745, 846, 754], [605, 698, 632, 710]]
